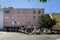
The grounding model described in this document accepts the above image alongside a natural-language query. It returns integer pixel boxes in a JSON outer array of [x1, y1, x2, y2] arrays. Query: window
[[22, 22, 25, 25], [33, 10, 36, 14], [33, 16, 36, 19], [17, 16, 20, 19], [23, 16, 26, 19], [28, 25, 31, 28], [4, 10, 9, 14], [28, 22, 30, 24], [5, 16, 9, 19], [17, 22, 20, 25], [17, 10, 20, 14], [12, 21, 14, 25], [38, 11, 40, 14], [28, 16, 30, 20]]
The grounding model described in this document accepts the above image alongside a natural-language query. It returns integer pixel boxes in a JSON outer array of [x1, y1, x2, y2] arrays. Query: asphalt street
[[0, 31, 60, 40]]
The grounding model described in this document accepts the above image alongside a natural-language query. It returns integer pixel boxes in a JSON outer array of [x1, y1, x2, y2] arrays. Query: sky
[[0, 0, 60, 14]]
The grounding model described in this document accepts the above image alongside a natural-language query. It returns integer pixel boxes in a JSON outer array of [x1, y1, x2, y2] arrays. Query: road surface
[[0, 31, 60, 40]]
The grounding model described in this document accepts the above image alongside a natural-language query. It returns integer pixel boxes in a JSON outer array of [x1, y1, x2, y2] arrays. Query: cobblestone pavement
[[0, 31, 60, 40]]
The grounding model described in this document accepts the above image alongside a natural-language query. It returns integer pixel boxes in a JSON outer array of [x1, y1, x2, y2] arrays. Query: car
[[31, 29, 42, 34]]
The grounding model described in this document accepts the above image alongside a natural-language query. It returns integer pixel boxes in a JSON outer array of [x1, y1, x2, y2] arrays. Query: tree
[[28, 0, 47, 3], [38, 0, 47, 2], [38, 14, 56, 29]]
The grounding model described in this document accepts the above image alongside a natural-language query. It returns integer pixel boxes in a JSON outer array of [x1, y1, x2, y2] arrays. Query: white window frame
[[5, 16, 9, 19], [12, 21, 14, 25], [17, 22, 20, 25], [28, 16, 30, 20]]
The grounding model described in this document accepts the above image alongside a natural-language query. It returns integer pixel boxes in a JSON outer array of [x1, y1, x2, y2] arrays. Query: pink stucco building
[[3, 7, 44, 31]]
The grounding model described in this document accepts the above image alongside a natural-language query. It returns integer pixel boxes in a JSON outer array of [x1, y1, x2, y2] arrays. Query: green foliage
[[38, 14, 56, 29], [28, 0, 47, 2], [38, 0, 47, 2]]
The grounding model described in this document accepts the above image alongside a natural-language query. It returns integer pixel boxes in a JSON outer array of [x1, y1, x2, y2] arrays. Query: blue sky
[[0, 0, 60, 14]]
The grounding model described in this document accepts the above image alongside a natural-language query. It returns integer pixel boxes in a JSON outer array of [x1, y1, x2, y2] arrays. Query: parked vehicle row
[[18, 28, 60, 34]]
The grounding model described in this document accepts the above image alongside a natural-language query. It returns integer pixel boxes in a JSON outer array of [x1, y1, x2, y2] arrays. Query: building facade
[[0, 8, 4, 30], [49, 13, 60, 30], [3, 7, 44, 31]]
